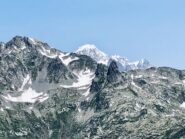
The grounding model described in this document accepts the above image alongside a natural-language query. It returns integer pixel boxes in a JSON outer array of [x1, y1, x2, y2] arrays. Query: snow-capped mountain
[[1, 36, 185, 139], [76, 44, 151, 72], [76, 44, 109, 65]]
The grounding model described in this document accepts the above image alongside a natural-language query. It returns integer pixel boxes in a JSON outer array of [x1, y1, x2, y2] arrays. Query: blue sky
[[0, 0, 185, 69]]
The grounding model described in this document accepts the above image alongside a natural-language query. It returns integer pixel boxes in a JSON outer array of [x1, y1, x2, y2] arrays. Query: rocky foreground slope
[[0, 36, 185, 139]]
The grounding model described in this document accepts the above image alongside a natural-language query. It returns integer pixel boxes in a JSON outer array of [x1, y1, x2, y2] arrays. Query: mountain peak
[[76, 44, 97, 51], [107, 61, 122, 83], [76, 44, 109, 65], [1, 36, 184, 139], [76, 44, 151, 72], [76, 44, 107, 57], [7, 36, 47, 47]]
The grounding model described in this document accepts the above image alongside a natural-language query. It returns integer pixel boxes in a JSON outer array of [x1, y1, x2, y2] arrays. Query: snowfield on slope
[[3, 88, 49, 103], [61, 68, 95, 89]]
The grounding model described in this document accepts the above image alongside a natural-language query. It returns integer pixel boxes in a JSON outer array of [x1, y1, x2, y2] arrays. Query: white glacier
[[76, 44, 151, 72]]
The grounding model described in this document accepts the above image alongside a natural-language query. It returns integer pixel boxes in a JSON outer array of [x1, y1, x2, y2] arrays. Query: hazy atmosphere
[[0, 0, 185, 69]]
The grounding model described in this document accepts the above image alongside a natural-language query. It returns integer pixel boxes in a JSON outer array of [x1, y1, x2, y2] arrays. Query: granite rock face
[[0, 36, 185, 139]]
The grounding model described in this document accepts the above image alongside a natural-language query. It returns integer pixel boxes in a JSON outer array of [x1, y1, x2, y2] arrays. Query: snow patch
[[131, 74, 142, 90], [111, 55, 128, 62], [0, 107, 4, 112], [7, 50, 12, 54], [136, 103, 140, 108], [159, 76, 167, 79], [166, 112, 175, 117], [180, 102, 185, 108], [98, 60, 109, 65], [29, 106, 33, 110], [39, 46, 58, 58], [3, 88, 48, 103], [15, 129, 28, 136], [109, 101, 115, 107], [83, 88, 90, 97], [49, 130, 53, 138], [135, 75, 143, 78], [131, 74, 134, 80], [21, 45, 26, 50], [38, 46, 80, 65], [19, 74, 31, 91], [67, 70, 93, 87], [28, 37, 37, 45], [61, 68, 95, 99], [78, 108, 82, 113], [136, 103, 145, 109], [5, 106, 11, 109], [86, 97, 90, 101], [61, 68, 95, 89], [174, 82, 182, 85], [62, 56, 79, 65], [59, 53, 79, 65]]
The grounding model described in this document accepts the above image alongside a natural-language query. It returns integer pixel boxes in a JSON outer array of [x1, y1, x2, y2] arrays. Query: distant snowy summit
[[76, 44, 151, 72], [76, 44, 109, 65]]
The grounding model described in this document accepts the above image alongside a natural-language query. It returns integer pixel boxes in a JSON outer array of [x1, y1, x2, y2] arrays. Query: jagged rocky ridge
[[76, 44, 151, 72], [0, 36, 185, 139]]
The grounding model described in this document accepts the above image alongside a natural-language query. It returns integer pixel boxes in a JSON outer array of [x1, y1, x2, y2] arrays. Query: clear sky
[[0, 0, 185, 69]]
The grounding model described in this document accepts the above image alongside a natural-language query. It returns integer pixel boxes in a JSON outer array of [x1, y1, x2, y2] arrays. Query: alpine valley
[[0, 36, 185, 139]]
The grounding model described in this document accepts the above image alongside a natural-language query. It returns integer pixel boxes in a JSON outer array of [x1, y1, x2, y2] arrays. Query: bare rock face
[[0, 36, 185, 139], [107, 60, 122, 83]]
